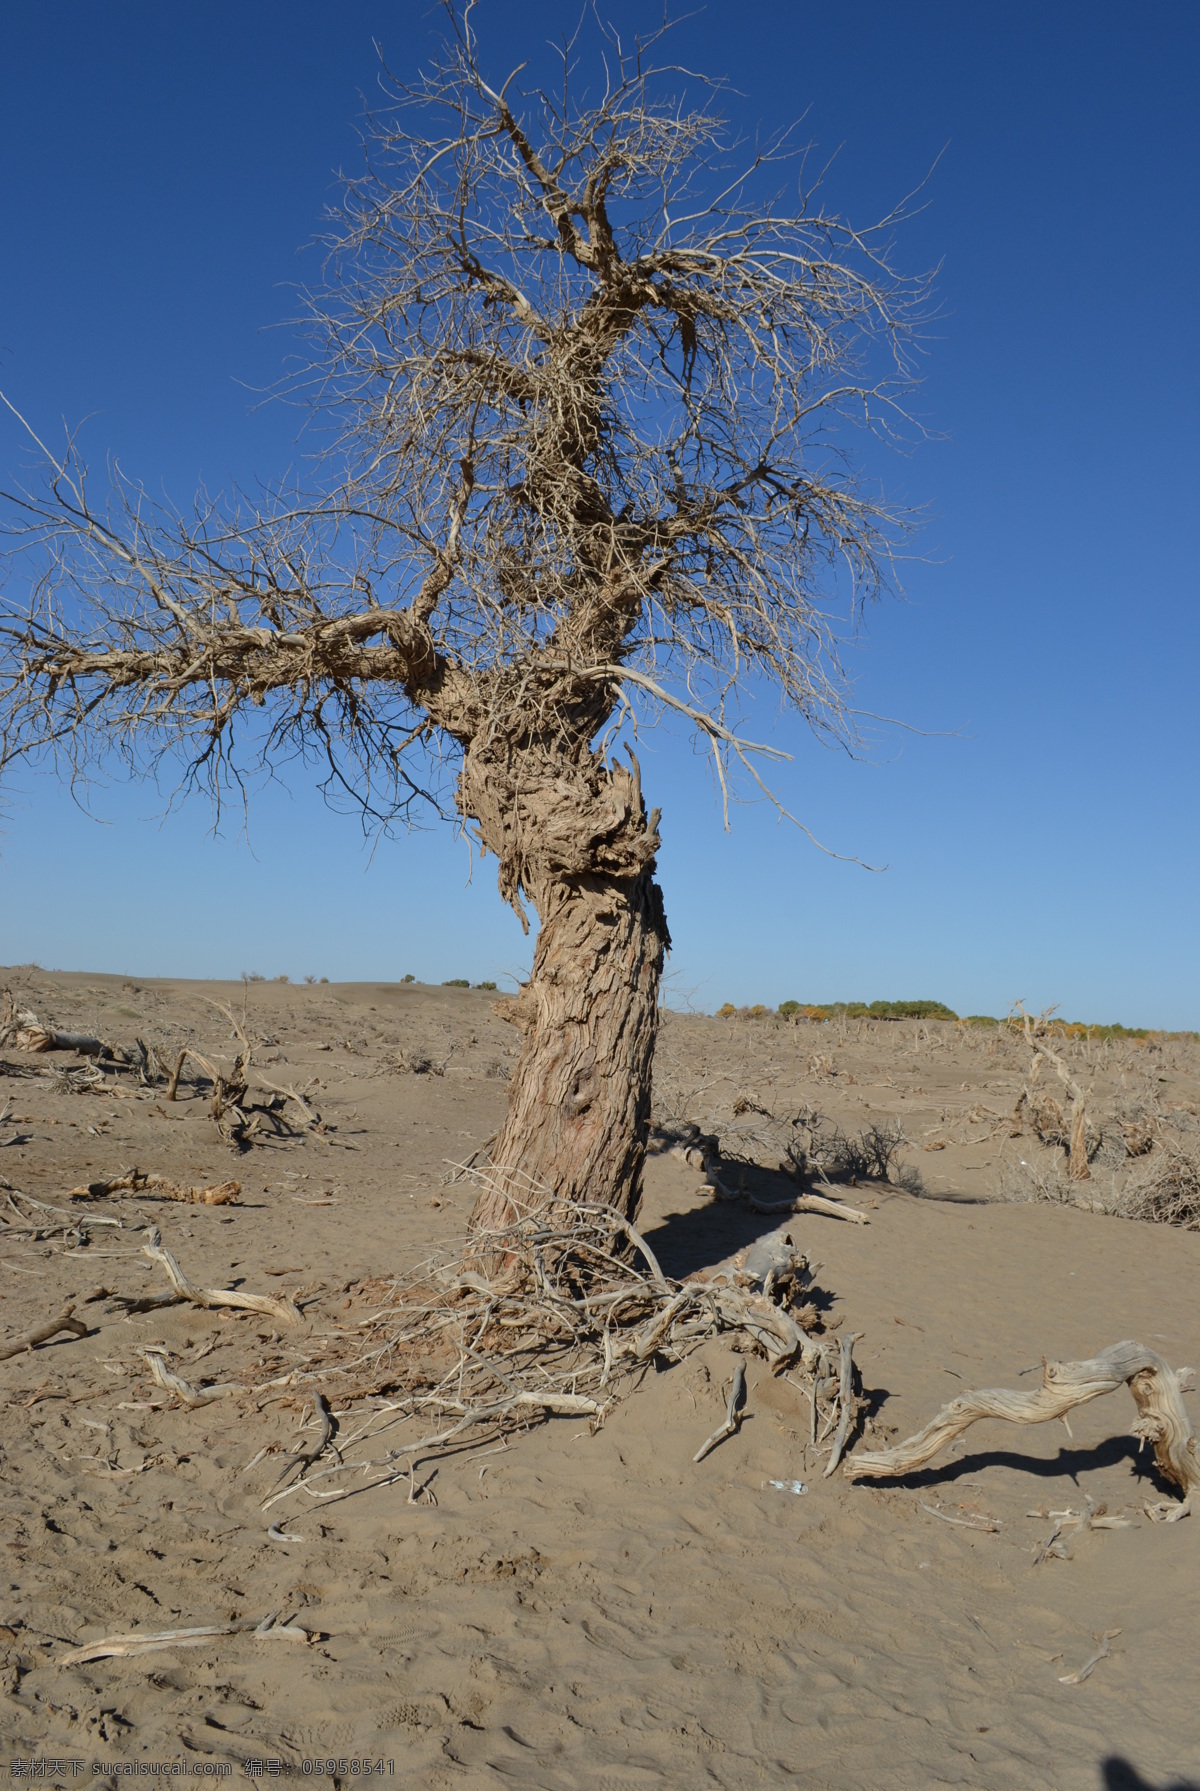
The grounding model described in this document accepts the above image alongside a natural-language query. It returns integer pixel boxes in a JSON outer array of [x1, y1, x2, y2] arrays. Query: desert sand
[[1, 967, 1198, 1790]]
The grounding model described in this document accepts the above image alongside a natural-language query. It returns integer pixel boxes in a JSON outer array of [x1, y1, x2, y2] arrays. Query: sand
[[1, 968, 1198, 1789]]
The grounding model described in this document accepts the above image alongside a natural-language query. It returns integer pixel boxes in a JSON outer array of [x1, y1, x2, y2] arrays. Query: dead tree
[[1012, 1002, 1093, 1180], [0, 7, 930, 1236]]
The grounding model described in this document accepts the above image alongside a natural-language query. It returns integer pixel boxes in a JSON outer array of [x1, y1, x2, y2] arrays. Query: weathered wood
[[694, 1359, 747, 1463], [0, 1302, 88, 1361], [141, 1348, 239, 1406], [142, 1238, 303, 1325], [824, 1331, 865, 1477], [747, 1188, 869, 1224], [1015, 1004, 1093, 1181], [69, 1168, 241, 1205], [845, 1341, 1199, 1518], [59, 1613, 313, 1665], [469, 833, 667, 1231]]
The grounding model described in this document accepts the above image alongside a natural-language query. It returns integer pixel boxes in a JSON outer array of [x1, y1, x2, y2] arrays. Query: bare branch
[[2, 5, 930, 906]]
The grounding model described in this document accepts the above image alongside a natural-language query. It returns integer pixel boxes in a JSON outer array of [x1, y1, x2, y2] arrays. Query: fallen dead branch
[[746, 1186, 869, 1223], [140, 1232, 303, 1325], [844, 1341, 1199, 1519], [823, 1331, 865, 1476], [0, 1302, 88, 1361], [919, 1500, 1001, 1532], [166, 1035, 323, 1147], [1059, 1630, 1120, 1685], [58, 1612, 314, 1665], [273, 1392, 336, 1488], [693, 1358, 747, 1462], [140, 1347, 241, 1407], [2, 988, 103, 1056], [662, 1127, 870, 1221], [1012, 1002, 1093, 1181], [68, 1167, 242, 1205], [1, 989, 159, 1082], [3, 1183, 124, 1242], [1030, 1493, 1135, 1563]]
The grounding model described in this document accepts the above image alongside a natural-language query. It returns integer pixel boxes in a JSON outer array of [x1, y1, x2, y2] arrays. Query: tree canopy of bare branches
[[0, 4, 933, 1233]]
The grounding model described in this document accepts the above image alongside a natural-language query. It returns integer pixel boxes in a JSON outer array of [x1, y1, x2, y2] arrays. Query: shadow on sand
[[1101, 1761, 1199, 1791], [846, 1432, 1181, 1504]]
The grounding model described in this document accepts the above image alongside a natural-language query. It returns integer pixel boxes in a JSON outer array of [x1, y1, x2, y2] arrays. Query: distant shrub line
[[763, 998, 956, 1023], [712, 999, 1196, 1041]]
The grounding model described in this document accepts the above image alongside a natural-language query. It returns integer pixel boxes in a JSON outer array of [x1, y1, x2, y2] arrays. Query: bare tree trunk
[[470, 866, 667, 1232], [461, 743, 668, 1232]]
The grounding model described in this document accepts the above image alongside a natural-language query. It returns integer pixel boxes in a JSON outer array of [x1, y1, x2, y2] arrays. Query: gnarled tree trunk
[[459, 737, 669, 1233]]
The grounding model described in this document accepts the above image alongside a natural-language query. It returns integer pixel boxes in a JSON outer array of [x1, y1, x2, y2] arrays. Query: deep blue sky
[[1, 2, 1197, 1026]]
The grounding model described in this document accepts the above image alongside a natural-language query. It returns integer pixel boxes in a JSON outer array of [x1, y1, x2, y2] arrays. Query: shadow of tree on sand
[[1102, 1760, 1199, 1791], [849, 1434, 1180, 1503], [643, 1154, 853, 1281]]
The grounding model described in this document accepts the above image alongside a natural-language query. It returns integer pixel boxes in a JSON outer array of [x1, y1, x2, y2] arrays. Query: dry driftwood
[[670, 1137, 868, 1223], [693, 1358, 747, 1463], [261, 1390, 607, 1513], [59, 1612, 313, 1665], [1, 989, 103, 1056], [141, 1348, 240, 1407], [844, 1341, 1199, 1519], [1059, 1630, 1121, 1685], [1014, 1004, 1093, 1181], [2, 1182, 123, 1243], [747, 1186, 869, 1223], [166, 1032, 322, 1146], [823, 1330, 865, 1477], [141, 1235, 303, 1325], [69, 1168, 242, 1205], [0, 991, 159, 1082], [0, 1302, 88, 1361], [273, 1392, 336, 1487]]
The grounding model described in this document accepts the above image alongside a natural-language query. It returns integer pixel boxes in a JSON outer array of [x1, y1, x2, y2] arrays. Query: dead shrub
[[1116, 1144, 1200, 1230], [788, 1116, 924, 1195]]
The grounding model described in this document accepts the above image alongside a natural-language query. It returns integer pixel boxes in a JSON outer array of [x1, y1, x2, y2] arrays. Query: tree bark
[[472, 866, 667, 1232], [459, 740, 668, 1232]]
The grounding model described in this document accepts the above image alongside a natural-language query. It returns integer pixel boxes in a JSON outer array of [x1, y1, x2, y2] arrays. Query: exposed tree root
[[2, 1182, 124, 1243], [222, 1195, 854, 1512], [844, 1341, 1199, 1520]]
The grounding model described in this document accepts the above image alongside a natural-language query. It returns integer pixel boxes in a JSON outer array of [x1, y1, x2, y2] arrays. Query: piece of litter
[[766, 1478, 808, 1496]]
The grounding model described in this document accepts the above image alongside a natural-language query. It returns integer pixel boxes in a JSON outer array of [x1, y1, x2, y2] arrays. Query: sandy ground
[[1, 968, 1198, 1790]]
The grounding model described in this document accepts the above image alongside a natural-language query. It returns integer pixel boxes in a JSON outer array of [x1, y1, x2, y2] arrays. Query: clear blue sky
[[1, 2, 1197, 1027]]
